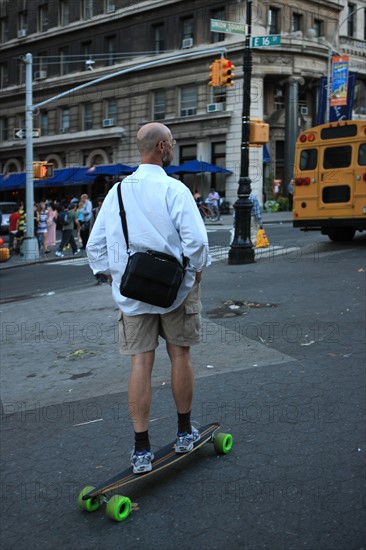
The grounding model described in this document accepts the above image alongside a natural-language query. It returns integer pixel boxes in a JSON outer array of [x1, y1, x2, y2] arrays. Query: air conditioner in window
[[59, 127, 70, 133], [35, 70, 47, 80], [17, 29, 27, 38], [300, 106, 309, 115], [207, 103, 225, 113], [103, 118, 115, 127], [182, 37, 193, 49], [107, 4, 116, 13]]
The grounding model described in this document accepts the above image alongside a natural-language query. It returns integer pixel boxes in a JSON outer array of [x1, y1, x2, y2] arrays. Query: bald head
[[137, 123, 171, 155], [136, 122, 174, 167]]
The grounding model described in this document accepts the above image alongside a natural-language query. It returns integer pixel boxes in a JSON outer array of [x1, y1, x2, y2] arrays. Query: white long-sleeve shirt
[[86, 164, 211, 315]]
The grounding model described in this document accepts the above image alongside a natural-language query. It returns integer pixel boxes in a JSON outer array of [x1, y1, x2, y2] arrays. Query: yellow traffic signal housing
[[209, 59, 221, 87], [33, 161, 54, 179], [249, 118, 269, 146], [220, 59, 235, 87]]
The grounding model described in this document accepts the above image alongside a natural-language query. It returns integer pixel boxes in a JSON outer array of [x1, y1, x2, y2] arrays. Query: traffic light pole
[[228, 0, 255, 265], [23, 53, 39, 261]]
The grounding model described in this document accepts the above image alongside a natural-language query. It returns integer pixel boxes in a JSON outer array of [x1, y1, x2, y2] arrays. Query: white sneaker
[[73, 249, 80, 256], [174, 427, 201, 454], [55, 251, 64, 257], [130, 449, 155, 474]]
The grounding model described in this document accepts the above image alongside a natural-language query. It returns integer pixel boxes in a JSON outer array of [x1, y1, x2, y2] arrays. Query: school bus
[[293, 120, 366, 241]]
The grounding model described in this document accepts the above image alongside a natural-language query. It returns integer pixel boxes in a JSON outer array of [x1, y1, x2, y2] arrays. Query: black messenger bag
[[117, 183, 186, 308]]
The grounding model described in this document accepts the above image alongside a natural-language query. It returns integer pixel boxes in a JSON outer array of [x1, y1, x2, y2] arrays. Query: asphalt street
[[0, 219, 365, 550]]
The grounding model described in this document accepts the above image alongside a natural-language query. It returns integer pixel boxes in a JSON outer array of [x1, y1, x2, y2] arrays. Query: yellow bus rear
[[293, 120, 366, 241]]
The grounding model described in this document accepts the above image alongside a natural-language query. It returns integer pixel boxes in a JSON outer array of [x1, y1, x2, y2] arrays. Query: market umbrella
[[167, 160, 232, 174], [86, 164, 134, 176]]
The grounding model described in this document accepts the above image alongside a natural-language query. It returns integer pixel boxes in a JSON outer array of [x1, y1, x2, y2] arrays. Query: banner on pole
[[317, 72, 356, 125], [330, 55, 349, 106]]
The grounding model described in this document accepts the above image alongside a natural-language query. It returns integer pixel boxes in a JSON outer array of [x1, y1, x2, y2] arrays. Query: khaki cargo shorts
[[118, 281, 202, 355]]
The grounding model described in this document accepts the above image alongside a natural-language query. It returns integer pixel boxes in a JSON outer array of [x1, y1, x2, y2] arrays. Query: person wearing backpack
[[55, 203, 81, 258]]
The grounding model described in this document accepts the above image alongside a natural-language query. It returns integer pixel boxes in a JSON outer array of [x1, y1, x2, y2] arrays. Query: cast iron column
[[228, 0, 255, 265]]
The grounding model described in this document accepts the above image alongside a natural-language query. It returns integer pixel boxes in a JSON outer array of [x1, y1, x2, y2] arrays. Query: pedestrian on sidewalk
[[46, 201, 57, 247], [249, 191, 263, 246], [36, 201, 49, 253], [55, 203, 80, 257], [87, 122, 210, 475], [80, 193, 92, 249]]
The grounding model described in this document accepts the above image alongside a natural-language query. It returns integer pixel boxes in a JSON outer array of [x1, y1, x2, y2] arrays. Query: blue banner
[[317, 72, 356, 125]]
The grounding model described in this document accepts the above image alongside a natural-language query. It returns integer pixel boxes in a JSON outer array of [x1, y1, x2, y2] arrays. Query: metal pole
[[23, 53, 39, 261], [228, 0, 255, 265]]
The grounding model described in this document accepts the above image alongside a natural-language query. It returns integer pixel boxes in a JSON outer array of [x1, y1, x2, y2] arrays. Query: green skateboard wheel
[[106, 495, 132, 522], [77, 486, 101, 512], [214, 432, 233, 454]]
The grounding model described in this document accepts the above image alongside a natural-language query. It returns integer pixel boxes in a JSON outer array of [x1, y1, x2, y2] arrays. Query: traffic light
[[249, 118, 269, 146], [220, 59, 235, 87], [209, 59, 220, 87], [33, 161, 54, 179]]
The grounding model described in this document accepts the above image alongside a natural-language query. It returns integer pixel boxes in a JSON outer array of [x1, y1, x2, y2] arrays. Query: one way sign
[[14, 128, 41, 139]]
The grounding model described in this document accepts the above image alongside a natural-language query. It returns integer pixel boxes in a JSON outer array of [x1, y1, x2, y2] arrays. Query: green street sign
[[210, 19, 246, 36], [251, 35, 281, 48]]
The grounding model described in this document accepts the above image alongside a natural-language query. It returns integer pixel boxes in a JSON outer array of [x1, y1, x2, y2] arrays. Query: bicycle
[[198, 203, 220, 222]]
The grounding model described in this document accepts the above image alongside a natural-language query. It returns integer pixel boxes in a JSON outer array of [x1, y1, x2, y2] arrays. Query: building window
[[82, 41, 92, 70], [153, 91, 166, 120], [1, 118, 9, 141], [40, 112, 49, 136], [105, 35, 116, 65], [0, 17, 9, 43], [60, 108, 70, 131], [181, 16, 194, 46], [106, 99, 117, 120], [0, 63, 8, 88], [180, 145, 196, 164], [211, 142, 227, 196], [210, 7, 226, 43], [82, 0, 94, 20], [313, 19, 324, 37], [152, 23, 165, 53], [291, 13, 302, 33], [347, 3, 355, 36], [180, 86, 197, 117], [39, 5, 48, 32], [18, 11, 28, 35], [59, 47, 70, 75], [59, 1, 70, 26], [274, 87, 284, 110], [83, 104, 93, 130], [105, 0, 116, 13], [269, 7, 280, 34]]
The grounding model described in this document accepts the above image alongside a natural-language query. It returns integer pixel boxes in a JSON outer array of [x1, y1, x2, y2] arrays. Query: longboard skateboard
[[78, 422, 233, 522]]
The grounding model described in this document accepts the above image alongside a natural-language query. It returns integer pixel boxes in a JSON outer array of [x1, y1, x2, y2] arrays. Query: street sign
[[251, 35, 281, 48], [210, 19, 245, 36], [14, 128, 40, 139]]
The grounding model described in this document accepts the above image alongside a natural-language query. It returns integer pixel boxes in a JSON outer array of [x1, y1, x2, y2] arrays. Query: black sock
[[177, 411, 191, 434], [134, 430, 150, 453]]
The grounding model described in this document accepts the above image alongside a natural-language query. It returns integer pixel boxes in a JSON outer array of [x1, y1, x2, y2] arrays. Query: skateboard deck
[[78, 422, 233, 522]]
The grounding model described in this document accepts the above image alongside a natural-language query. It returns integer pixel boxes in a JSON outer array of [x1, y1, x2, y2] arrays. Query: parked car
[[0, 202, 17, 233]]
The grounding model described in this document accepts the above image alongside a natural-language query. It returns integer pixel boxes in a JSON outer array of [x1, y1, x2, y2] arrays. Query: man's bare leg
[[128, 350, 155, 433], [166, 343, 194, 414]]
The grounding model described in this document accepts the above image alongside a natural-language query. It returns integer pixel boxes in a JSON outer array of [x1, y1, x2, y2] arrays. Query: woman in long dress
[[47, 202, 57, 247]]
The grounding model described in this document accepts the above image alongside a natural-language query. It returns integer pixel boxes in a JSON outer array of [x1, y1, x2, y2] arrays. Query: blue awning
[[263, 144, 271, 164]]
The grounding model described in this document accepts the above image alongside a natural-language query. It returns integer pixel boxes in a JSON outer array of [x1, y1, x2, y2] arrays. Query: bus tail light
[[299, 133, 315, 143], [295, 177, 310, 186], [363, 173, 366, 182]]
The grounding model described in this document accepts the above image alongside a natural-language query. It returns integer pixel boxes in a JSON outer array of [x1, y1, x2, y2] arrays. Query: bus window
[[300, 149, 317, 170], [323, 146, 352, 169], [358, 143, 366, 166], [323, 186, 350, 203]]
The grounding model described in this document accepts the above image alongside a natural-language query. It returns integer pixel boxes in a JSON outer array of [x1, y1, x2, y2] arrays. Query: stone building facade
[[0, 0, 365, 204]]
